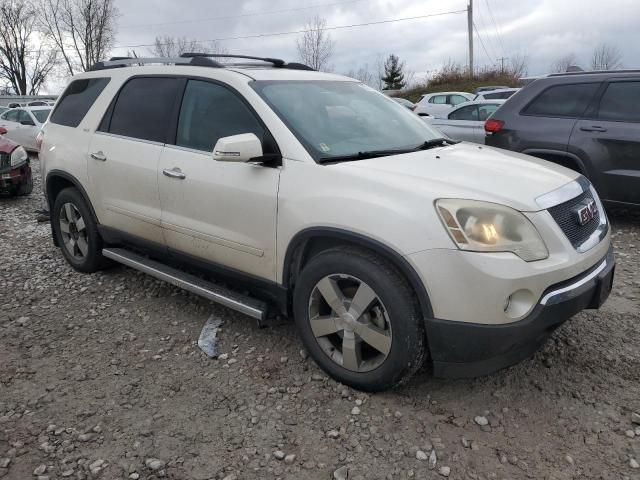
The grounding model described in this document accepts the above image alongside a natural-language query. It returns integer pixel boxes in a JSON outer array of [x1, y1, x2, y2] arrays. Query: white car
[[425, 100, 505, 143], [474, 88, 520, 101], [40, 54, 614, 391], [0, 106, 51, 151], [413, 91, 474, 117]]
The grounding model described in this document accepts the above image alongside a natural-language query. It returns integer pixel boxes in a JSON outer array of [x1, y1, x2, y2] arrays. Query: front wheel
[[293, 247, 427, 392], [52, 187, 110, 273]]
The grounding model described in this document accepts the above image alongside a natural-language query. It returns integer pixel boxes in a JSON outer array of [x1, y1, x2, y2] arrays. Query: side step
[[102, 248, 268, 322]]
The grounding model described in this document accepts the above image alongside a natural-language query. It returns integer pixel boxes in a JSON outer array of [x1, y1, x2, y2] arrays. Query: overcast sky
[[101, 0, 639, 84]]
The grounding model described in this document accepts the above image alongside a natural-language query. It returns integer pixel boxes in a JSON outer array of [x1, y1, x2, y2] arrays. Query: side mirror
[[213, 133, 263, 163], [0, 127, 6, 135]]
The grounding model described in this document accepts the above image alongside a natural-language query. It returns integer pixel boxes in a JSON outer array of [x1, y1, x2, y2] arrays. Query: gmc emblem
[[574, 199, 597, 226]]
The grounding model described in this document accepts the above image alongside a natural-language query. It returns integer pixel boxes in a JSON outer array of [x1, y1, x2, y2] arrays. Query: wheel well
[[284, 231, 434, 321], [46, 175, 75, 208], [529, 152, 584, 174]]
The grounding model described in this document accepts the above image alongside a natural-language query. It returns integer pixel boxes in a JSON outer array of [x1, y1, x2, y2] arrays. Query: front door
[[570, 79, 640, 205], [158, 79, 280, 281], [88, 76, 181, 245]]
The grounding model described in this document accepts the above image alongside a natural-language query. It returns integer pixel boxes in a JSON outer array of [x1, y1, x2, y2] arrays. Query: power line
[[473, 21, 495, 64], [474, 7, 499, 61], [113, 8, 468, 50], [119, 0, 369, 29], [483, 0, 505, 55]]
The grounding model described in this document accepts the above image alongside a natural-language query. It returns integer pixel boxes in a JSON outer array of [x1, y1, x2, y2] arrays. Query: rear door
[[17, 110, 38, 150], [88, 76, 181, 245], [434, 104, 479, 142], [570, 79, 640, 205]]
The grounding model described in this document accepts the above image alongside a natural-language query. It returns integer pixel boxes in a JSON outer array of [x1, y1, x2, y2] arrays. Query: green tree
[[381, 54, 406, 90]]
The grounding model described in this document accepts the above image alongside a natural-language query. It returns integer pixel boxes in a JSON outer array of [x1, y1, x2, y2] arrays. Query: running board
[[102, 248, 267, 321]]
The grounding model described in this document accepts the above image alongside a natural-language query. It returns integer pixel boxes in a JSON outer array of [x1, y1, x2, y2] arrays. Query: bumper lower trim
[[540, 257, 608, 305]]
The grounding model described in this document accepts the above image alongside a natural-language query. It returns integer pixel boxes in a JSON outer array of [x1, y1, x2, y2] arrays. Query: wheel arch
[[522, 149, 587, 175], [46, 170, 99, 247], [282, 228, 434, 320]]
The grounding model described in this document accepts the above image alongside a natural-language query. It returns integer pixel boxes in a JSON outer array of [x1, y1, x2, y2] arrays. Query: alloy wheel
[[59, 202, 88, 260], [308, 274, 392, 372]]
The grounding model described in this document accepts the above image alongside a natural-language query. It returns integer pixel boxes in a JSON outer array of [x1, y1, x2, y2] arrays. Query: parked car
[[7, 102, 22, 108], [27, 101, 51, 106], [391, 97, 415, 110], [474, 88, 520, 100], [485, 70, 640, 208], [413, 91, 474, 117], [40, 54, 613, 391], [424, 100, 505, 143], [0, 127, 32, 196], [0, 106, 51, 151], [473, 85, 510, 95]]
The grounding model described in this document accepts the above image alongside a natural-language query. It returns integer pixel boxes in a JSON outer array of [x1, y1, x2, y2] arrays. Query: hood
[[335, 142, 580, 212], [0, 136, 18, 154]]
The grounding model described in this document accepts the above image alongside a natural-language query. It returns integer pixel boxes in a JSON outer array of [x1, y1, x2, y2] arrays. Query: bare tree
[[296, 15, 334, 71], [38, 0, 118, 75], [346, 64, 375, 87], [591, 42, 622, 70], [149, 36, 226, 58], [550, 52, 578, 73], [0, 0, 57, 94], [508, 53, 528, 78]]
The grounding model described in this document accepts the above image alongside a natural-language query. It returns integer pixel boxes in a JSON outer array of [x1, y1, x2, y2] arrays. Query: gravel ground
[[1, 161, 639, 480]]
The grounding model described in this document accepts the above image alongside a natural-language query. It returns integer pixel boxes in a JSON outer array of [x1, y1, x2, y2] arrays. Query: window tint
[[107, 77, 179, 143], [523, 83, 599, 118], [2, 110, 19, 122], [430, 95, 447, 104], [449, 95, 469, 105], [597, 82, 640, 122], [176, 80, 263, 152], [478, 104, 500, 121], [32, 109, 51, 124], [449, 105, 478, 120], [50, 78, 110, 127]]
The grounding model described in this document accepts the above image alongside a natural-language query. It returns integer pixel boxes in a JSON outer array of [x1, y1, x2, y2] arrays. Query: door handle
[[90, 151, 107, 161], [580, 126, 607, 132], [162, 167, 186, 179]]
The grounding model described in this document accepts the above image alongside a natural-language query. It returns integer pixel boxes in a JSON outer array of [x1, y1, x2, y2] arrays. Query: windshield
[[251, 80, 442, 161], [32, 109, 51, 124]]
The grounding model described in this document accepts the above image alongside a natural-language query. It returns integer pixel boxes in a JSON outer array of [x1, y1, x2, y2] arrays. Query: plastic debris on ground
[[198, 314, 224, 358]]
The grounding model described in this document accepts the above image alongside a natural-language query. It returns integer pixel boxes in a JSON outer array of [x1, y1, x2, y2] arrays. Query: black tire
[[16, 171, 33, 196], [293, 246, 427, 392], [52, 187, 110, 273]]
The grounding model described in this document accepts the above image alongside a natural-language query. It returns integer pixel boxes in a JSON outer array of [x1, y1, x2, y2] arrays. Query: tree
[[381, 54, 406, 90], [346, 64, 374, 88], [296, 15, 334, 71], [508, 53, 528, 78], [591, 42, 622, 70], [550, 52, 578, 73], [38, 0, 118, 75], [0, 0, 57, 94], [149, 36, 226, 58]]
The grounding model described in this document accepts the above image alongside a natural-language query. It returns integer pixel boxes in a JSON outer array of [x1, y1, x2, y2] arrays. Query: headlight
[[435, 199, 549, 261], [11, 146, 28, 167]]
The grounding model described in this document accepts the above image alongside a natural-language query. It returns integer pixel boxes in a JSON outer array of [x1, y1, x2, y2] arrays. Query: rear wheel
[[293, 247, 427, 392], [52, 187, 110, 272]]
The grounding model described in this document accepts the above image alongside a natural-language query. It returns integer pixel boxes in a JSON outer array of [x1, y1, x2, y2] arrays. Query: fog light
[[504, 289, 535, 319]]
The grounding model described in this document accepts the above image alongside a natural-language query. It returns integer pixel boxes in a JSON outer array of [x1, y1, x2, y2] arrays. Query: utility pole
[[467, 0, 473, 78], [497, 56, 508, 74]]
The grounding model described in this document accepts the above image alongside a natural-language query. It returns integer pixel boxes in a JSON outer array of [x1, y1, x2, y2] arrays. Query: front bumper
[[425, 245, 615, 378], [0, 162, 31, 192]]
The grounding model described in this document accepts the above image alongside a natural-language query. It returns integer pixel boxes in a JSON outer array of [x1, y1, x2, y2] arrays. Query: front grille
[[547, 190, 601, 248], [0, 152, 9, 169]]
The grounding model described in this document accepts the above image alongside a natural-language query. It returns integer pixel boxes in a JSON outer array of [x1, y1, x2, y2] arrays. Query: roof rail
[[547, 69, 640, 77], [180, 53, 316, 71], [89, 56, 224, 71]]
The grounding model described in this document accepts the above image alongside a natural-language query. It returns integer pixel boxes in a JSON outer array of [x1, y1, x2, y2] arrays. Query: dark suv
[[485, 71, 640, 208]]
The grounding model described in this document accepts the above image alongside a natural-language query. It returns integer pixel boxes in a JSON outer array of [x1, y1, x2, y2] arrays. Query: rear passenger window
[[2, 110, 19, 122], [430, 95, 447, 104], [448, 105, 478, 120], [50, 78, 110, 127], [597, 82, 640, 122], [523, 83, 599, 118], [105, 77, 179, 143], [176, 80, 263, 152]]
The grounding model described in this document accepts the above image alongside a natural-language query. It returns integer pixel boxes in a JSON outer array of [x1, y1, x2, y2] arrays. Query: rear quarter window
[[522, 83, 600, 118], [50, 77, 110, 127]]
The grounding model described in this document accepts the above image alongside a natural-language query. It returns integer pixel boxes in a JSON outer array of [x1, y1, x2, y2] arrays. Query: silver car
[[424, 100, 505, 143]]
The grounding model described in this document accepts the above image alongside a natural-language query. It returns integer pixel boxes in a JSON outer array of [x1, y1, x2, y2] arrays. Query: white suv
[[40, 54, 614, 391]]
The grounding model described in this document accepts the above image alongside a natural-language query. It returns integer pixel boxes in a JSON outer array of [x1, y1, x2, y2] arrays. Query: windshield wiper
[[318, 138, 459, 164], [412, 137, 459, 150]]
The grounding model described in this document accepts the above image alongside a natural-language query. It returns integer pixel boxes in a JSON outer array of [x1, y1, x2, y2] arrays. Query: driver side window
[[429, 95, 448, 104], [176, 80, 264, 153]]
